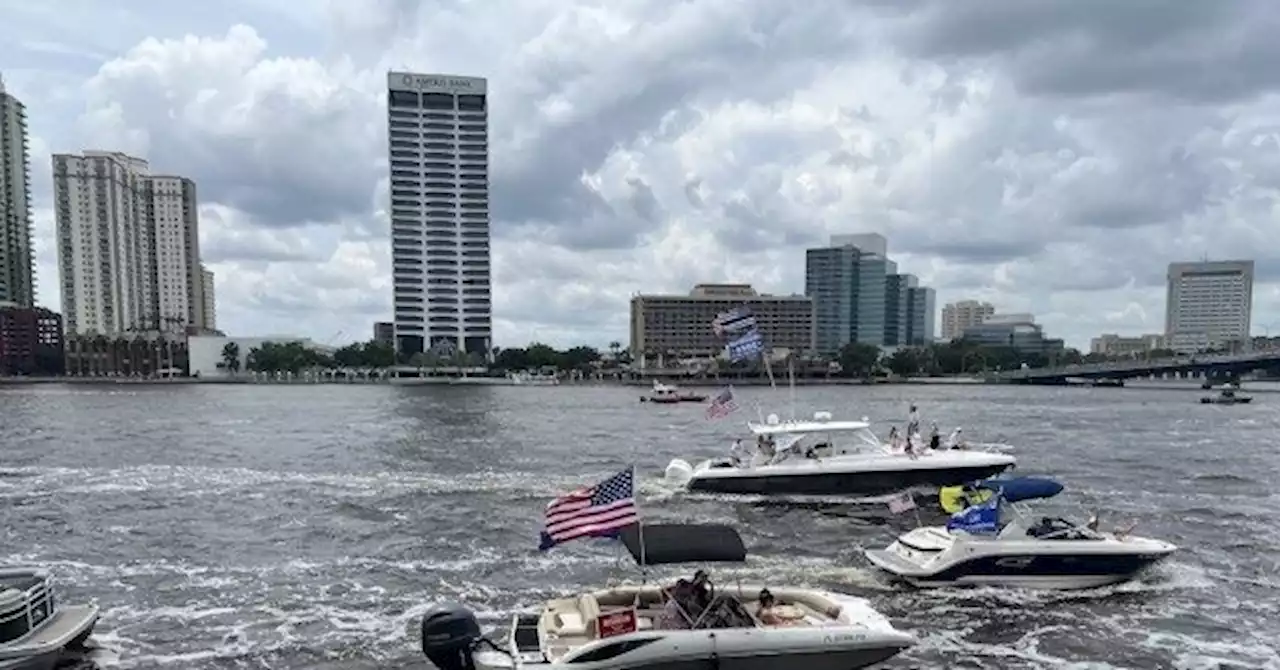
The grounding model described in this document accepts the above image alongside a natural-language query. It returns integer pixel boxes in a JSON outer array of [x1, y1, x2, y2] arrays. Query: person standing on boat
[[729, 439, 751, 466], [906, 404, 920, 438]]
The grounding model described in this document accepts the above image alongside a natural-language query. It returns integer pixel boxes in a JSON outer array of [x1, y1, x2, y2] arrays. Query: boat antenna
[[787, 355, 796, 421], [761, 348, 778, 392], [633, 464, 648, 583]]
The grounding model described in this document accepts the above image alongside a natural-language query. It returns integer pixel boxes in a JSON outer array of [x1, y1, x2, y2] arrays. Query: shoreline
[[0, 376, 986, 387]]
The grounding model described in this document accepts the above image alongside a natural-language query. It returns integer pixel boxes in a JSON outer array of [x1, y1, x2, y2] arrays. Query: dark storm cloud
[[893, 0, 1280, 103], [626, 177, 662, 222]]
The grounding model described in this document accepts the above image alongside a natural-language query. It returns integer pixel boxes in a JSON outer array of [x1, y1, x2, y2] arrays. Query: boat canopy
[[619, 523, 748, 566], [747, 419, 871, 435], [976, 476, 1064, 503]]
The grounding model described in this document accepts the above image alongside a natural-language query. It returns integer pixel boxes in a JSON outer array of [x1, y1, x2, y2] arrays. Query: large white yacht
[[664, 411, 1016, 496], [420, 523, 915, 670], [864, 477, 1178, 590]]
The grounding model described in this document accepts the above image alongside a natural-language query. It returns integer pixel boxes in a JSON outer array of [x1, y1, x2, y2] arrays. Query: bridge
[[988, 350, 1280, 384]]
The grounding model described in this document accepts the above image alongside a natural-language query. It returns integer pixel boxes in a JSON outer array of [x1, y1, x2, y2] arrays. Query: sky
[[5, 0, 1280, 351]]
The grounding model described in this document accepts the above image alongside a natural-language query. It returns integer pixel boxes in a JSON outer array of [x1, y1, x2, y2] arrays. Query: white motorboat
[[420, 523, 915, 670], [664, 411, 1016, 496], [864, 477, 1178, 590], [0, 567, 99, 670]]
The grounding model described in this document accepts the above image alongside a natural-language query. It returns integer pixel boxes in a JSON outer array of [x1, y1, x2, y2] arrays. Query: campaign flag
[[706, 386, 739, 420], [539, 467, 639, 551], [712, 307, 757, 337], [886, 491, 916, 514], [945, 498, 1000, 535], [726, 330, 766, 362]]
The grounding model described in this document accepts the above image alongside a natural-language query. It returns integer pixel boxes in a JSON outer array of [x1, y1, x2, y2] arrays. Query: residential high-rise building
[[941, 300, 996, 341], [805, 234, 935, 353], [200, 264, 216, 331], [1165, 260, 1254, 353], [386, 72, 491, 360], [53, 151, 205, 335], [0, 74, 34, 307]]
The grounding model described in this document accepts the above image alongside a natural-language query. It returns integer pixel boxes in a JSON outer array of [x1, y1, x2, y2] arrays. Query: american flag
[[706, 386, 739, 420], [539, 467, 639, 551]]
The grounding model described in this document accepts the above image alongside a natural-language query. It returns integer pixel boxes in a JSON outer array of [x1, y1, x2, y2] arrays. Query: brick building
[[0, 305, 64, 375]]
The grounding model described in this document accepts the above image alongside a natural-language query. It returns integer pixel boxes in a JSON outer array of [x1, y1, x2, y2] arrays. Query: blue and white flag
[[712, 307, 757, 336], [726, 330, 766, 362], [945, 498, 1000, 535]]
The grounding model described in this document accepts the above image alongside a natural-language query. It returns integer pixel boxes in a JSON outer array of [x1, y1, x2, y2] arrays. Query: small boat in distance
[[1201, 383, 1252, 405], [665, 411, 1016, 496], [0, 567, 99, 670], [864, 477, 1177, 590], [421, 523, 915, 670], [640, 380, 707, 404]]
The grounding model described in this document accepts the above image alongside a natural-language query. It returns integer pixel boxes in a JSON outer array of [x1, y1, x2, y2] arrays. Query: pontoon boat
[[0, 567, 99, 670], [864, 477, 1177, 590], [665, 412, 1016, 496], [421, 523, 914, 670]]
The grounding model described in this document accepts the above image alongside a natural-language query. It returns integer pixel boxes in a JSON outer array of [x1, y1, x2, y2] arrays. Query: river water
[[1, 383, 1277, 669]]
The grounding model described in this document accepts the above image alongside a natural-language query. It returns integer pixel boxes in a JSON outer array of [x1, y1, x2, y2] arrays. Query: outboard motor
[[421, 603, 482, 670]]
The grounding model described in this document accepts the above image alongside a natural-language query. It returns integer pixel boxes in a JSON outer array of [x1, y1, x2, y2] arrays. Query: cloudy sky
[[5, 0, 1280, 350]]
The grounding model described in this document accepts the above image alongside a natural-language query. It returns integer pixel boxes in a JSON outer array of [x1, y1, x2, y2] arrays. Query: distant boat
[[641, 380, 706, 404]]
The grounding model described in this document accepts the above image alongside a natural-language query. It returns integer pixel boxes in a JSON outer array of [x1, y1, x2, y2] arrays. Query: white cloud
[[8, 0, 1280, 350]]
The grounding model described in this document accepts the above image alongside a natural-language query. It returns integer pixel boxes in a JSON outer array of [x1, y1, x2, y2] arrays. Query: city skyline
[[5, 4, 1280, 351]]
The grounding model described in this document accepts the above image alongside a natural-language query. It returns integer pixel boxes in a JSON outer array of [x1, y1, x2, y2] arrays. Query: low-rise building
[[630, 284, 814, 361], [187, 334, 318, 378], [0, 305, 64, 375], [64, 331, 188, 377], [1089, 333, 1166, 357], [961, 314, 1064, 354]]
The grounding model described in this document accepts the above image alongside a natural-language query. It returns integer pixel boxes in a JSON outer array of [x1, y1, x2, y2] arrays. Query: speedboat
[[0, 567, 99, 670], [664, 411, 1016, 496], [864, 477, 1177, 590], [421, 523, 914, 670], [1201, 383, 1252, 405]]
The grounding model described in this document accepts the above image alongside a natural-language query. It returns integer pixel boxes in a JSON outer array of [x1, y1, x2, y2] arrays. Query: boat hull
[[479, 645, 909, 670], [866, 545, 1175, 590], [687, 462, 1014, 496]]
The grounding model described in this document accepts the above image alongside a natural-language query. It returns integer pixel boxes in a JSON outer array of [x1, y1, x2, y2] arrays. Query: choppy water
[[1, 383, 1278, 669]]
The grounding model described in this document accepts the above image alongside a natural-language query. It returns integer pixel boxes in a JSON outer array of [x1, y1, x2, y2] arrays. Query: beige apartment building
[[630, 284, 814, 358], [941, 300, 995, 341]]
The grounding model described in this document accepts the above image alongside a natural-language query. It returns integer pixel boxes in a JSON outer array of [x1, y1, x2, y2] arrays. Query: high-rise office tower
[[0, 74, 33, 307], [941, 300, 996, 340], [1165, 260, 1254, 353], [53, 151, 206, 335], [805, 234, 936, 353], [386, 72, 492, 360]]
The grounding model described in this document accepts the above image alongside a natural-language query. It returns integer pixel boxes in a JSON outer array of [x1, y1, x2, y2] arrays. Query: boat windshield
[[768, 427, 887, 460]]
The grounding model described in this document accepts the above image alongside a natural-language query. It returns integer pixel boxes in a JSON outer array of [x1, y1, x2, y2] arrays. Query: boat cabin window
[[770, 428, 883, 460], [565, 637, 661, 663]]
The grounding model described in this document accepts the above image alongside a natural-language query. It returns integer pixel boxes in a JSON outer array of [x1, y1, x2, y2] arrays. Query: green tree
[[525, 342, 562, 369], [245, 341, 332, 374], [560, 345, 600, 371], [838, 343, 881, 378], [221, 342, 241, 374], [887, 348, 922, 376], [494, 347, 530, 370]]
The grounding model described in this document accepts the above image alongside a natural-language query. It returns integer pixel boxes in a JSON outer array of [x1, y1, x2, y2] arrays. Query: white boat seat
[[578, 594, 602, 633]]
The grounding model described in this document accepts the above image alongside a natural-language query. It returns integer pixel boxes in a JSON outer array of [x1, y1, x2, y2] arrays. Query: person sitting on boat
[[902, 434, 919, 459], [756, 435, 777, 462], [754, 589, 785, 625], [887, 426, 900, 448], [928, 423, 942, 450], [946, 427, 967, 450], [729, 439, 751, 466]]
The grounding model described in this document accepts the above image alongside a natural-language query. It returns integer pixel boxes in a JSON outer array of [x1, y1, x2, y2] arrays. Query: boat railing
[[0, 574, 55, 644]]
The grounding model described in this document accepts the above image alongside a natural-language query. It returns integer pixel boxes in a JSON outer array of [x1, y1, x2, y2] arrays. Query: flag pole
[[762, 349, 778, 392], [634, 464, 648, 582]]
